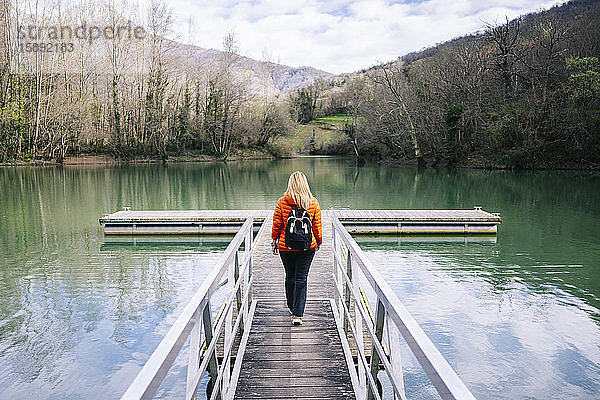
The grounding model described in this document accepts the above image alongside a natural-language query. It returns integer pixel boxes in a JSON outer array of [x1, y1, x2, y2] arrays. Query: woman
[[271, 171, 322, 325]]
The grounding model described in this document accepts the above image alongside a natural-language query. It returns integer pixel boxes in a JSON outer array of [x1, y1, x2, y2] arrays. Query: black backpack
[[284, 205, 313, 250]]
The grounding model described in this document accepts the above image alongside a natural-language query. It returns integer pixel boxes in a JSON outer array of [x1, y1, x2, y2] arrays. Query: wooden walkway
[[233, 213, 356, 399], [113, 209, 487, 400]]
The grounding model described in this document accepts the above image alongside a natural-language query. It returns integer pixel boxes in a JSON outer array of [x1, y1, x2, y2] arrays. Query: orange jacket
[[272, 193, 322, 251]]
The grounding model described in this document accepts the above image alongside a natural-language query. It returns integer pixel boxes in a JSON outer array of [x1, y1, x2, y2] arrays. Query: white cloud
[[167, 0, 564, 74]]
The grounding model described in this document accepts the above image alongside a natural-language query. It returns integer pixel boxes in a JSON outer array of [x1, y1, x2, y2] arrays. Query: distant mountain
[[269, 64, 335, 93], [176, 43, 333, 93]]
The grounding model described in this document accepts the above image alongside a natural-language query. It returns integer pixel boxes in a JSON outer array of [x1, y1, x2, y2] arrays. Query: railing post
[[343, 248, 352, 334], [234, 251, 243, 331], [353, 255, 366, 399], [202, 301, 221, 400], [332, 224, 341, 320], [223, 256, 234, 395], [367, 299, 385, 400], [387, 321, 405, 400], [186, 308, 202, 399], [245, 219, 253, 308]]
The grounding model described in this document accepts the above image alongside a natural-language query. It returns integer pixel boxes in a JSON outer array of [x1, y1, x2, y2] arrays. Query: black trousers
[[279, 249, 315, 317]]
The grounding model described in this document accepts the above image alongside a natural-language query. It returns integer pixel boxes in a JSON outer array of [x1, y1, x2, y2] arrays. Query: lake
[[1, 158, 599, 399]]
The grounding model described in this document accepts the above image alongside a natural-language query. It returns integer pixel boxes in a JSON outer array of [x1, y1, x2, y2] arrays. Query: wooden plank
[[235, 386, 355, 399], [234, 300, 356, 399], [369, 210, 382, 219], [238, 344, 339, 354], [243, 352, 342, 361], [234, 395, 346, 400], [237, 366, 350, 378], [357, 210, 370, 218], [253, 306, 332, 314], [250, 318, 336, 326], [251, 312, 334, 320], [244, 330, 339, 339], [239, 359, 348, 369], [236, 376, 353, 387], [234, 394, 347, 400], [246, 334, 340, 345]]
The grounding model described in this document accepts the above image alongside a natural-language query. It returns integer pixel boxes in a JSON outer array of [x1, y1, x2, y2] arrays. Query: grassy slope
[[278, 114, 351, 154]]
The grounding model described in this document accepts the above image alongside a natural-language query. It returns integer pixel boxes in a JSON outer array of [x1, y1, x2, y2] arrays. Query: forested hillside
[[311, 0, 600, 168], [0, 0, 327, 163]]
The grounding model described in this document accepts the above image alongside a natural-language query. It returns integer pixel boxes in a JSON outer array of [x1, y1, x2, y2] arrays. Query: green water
[[0, 158, 599, 399]]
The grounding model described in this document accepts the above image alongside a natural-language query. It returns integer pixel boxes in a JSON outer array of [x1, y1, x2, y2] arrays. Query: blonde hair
[[286, 171, 313, 209]]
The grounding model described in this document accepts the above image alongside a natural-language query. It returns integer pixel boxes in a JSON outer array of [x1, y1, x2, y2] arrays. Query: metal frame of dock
[[109, 208, 498, 400], [100, 208, 501, 235]]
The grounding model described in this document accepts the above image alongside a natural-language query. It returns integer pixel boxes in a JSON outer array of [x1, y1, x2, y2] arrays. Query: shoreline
[[0, 153, 278, 167], [1, 153, 599, 171], [383, 156, 600, 172]]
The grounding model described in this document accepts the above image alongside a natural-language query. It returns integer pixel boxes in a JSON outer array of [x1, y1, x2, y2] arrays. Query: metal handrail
[[121, 217, 255, 400], [331, 216, 476, 400]]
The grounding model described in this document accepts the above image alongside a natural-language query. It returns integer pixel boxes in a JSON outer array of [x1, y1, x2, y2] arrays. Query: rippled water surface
[[1, 158, 599, 399]]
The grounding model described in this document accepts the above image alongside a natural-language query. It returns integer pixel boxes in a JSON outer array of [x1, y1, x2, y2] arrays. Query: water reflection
[[359, 238, 600, 399], [356, 235, 497, 244], [0, 160, 599, 399], [100, 236, 234, 251], [0, 179, 226, 399]]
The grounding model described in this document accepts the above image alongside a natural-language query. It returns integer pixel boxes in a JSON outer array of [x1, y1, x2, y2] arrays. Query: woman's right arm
[[271, 199, 283, 242]]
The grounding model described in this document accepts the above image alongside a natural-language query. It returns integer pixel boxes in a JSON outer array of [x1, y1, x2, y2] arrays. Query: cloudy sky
[[169, 0, 564, 74]]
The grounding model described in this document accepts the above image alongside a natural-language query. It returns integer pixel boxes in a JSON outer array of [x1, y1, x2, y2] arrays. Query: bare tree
[[371, 63, 423, 165], [486, 16, 523, 99], [528, 17, 568, 106], [143, 0, 173, 159], [202, 30, 251, 159]]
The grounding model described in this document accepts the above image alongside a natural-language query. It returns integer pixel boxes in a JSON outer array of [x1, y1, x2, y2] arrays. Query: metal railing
[[121, 217, 256, 400], [331, 216, 476, 400]]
